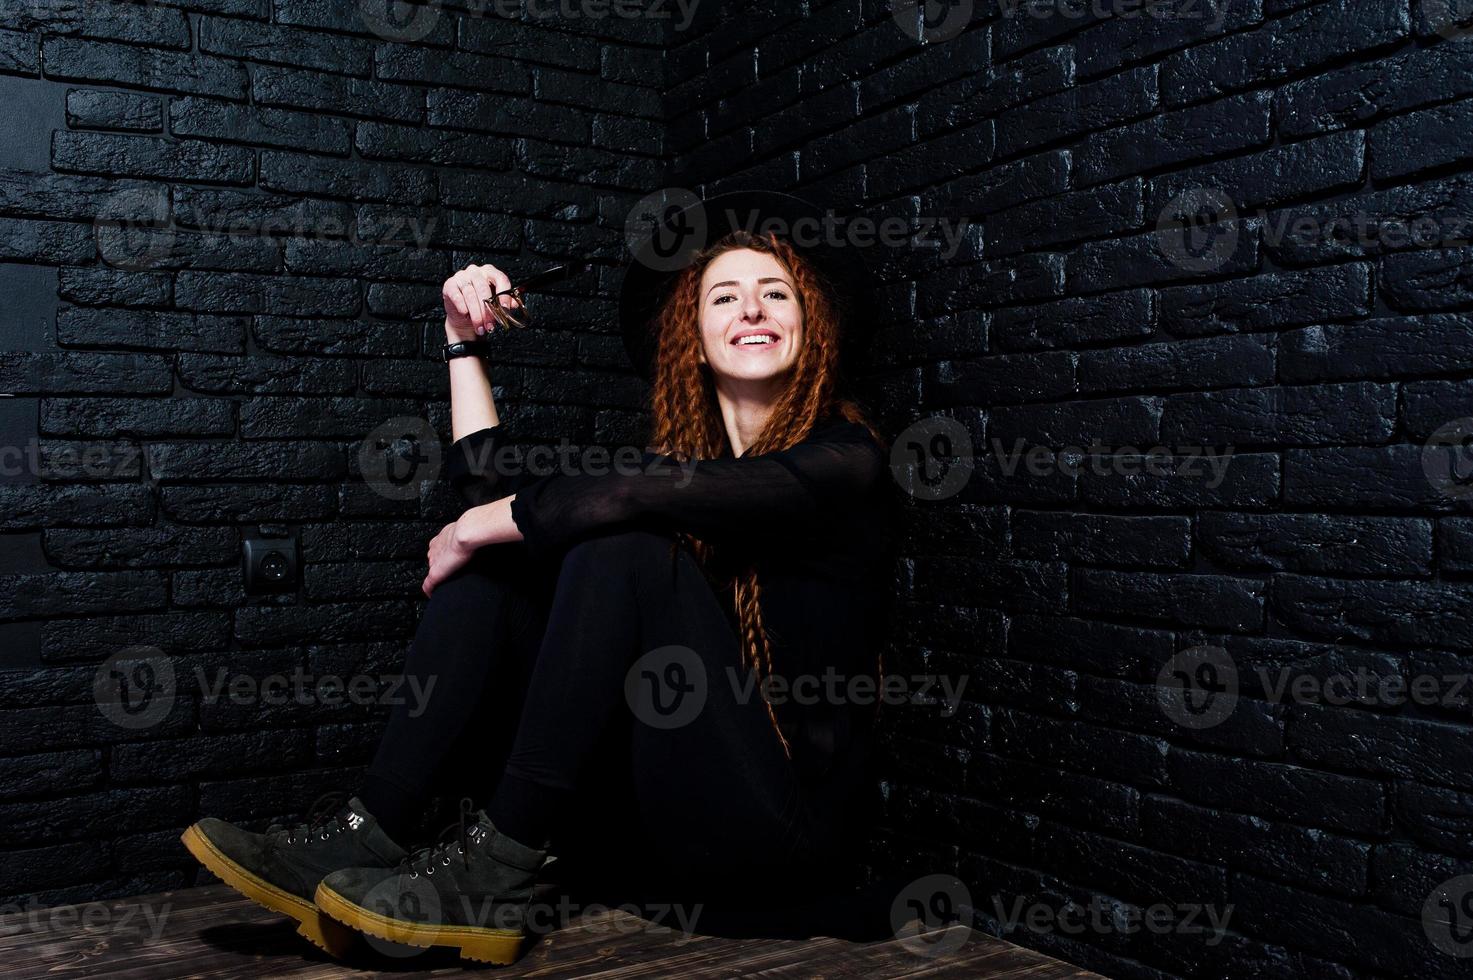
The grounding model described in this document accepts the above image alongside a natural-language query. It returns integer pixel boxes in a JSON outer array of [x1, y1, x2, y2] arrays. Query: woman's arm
[[443, 263, 517, 442], [507, 422, 886, 557], [455, 495, 522, 548]]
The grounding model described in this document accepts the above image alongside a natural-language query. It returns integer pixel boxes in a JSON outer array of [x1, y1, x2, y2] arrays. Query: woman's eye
[[713, 294, 735, 305], [764, 290, 789, 301]]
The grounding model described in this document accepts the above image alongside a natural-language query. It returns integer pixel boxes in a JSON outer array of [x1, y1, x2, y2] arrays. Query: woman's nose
[[741, 293, 764, 320]]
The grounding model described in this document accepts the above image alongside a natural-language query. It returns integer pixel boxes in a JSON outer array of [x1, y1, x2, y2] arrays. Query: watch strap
[[441, 339, 494, 362]]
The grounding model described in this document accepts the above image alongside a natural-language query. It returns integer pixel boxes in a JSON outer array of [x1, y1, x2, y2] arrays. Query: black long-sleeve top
[[444, 413, 898, 821]]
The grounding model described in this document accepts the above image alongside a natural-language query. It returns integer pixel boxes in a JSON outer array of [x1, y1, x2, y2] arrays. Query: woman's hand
[[442, 263, 523, 344], [423, 519, 475, 597]]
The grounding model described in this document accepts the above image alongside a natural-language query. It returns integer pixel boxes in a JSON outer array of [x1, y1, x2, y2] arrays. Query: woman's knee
[[558, 528, 677, 578]]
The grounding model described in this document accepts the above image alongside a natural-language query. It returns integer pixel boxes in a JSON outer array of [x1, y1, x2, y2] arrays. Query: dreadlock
[[647, 229, 879, 758]]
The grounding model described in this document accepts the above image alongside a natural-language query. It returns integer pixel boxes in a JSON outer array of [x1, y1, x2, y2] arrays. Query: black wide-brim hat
[[618, 189, 876, 381]]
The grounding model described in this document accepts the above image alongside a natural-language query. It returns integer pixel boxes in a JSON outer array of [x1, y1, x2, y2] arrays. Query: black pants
[[365, 529, 842, 894]]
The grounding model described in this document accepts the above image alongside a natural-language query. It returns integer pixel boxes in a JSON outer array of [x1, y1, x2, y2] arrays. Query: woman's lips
[[730, 329, 781, 348]]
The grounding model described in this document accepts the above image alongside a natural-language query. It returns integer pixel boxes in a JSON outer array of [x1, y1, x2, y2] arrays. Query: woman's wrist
[[454, 495, 522, 549]]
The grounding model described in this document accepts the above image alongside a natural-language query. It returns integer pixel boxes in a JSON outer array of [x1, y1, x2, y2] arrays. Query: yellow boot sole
[[314, 880, 527, 964], [180, 824, 359, 958]]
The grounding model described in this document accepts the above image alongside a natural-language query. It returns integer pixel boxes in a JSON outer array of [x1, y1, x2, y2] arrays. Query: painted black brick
[[659, 2, 1473, 973], [3, 3, 1473, 977]]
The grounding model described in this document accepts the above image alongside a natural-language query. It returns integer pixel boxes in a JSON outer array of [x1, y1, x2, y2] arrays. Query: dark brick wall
[[662, 2, 1473, 978], [7, 1, 1473, 977], [0, 0, 672, 908]]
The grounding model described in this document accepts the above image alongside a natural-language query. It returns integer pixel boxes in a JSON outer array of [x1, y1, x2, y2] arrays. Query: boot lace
[[407, 797, 483, 878], [266, 791, 353, 846]]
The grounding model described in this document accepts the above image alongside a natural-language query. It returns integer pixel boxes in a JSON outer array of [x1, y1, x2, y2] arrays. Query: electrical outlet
[[242, 534, 298, 595]]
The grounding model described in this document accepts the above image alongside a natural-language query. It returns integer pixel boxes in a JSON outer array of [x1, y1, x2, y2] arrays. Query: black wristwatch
[[441, 339, 495, 362]]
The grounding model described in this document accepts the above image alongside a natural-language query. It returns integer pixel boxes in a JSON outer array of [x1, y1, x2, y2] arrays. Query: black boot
[[314, 797, 555, 965], [181, 791, 408, 956]]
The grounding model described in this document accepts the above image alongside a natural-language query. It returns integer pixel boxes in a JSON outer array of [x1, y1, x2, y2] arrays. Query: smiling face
[[697, 247, 804, 388]]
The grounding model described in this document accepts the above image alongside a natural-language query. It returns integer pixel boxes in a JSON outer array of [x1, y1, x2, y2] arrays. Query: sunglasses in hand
[[414, 262, 591, 330]]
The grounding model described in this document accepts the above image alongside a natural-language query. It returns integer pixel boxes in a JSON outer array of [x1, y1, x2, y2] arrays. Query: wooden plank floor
[[0, 883, 1104, 979]]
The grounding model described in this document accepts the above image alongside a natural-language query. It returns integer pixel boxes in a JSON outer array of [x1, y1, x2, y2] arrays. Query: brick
[[0, 353, 171, 395], [52, 131, 253, 183], [56, 309, 246, 353], [170, 98, 352, 155], [356, 120, 518, 168], [991, 708, 1171, 788], [1067, 217, 1262, 292], [986, 178, 1143, 256], [12, 0, 190, 47], [177, 353, 356, 394], [42, 397, 234, 438], [1158, 264, 1372, 337], [240, 396, 417, 439], [1262, 172, 1473, 266], [198, 16, 373, 75], [57, 267, 171, 307], [1369, 98, 1473, 181], [1160, 0, 1410, 106], [1143, 796, 1368, 896], [1075, 91, 1272, 188], [1281, 314, 1473, 382], [1284, 446, 1466, 510], [1382, 246, 1473, 312], [1074, 0, 1262, 78], [994, 66, 1158, 160], [1288, 699, 1473, 784], [0, 571, 167, 620], [917, 44, 1073, 138], [1199, 513, 1432, 576], [0, 216, 93, 263], [1080, 335, 1275, 396], [374, 45, 530, 93], [161, 485, 336, 523], [42, 38, 248, 99], [273, 0, 455, 44], [1011, 512, 1192, 568], [1147, 129, 1365, 215], [252, 316, 418, 358], [252, 65, 421, 122], [0, 484, 154, 530], [174, 271, 360, 316], [144, 441, 346, 481], [1159, 382, 1396, 447], [260, 151, 435, 205], [1168, 748, 1388, 835], [0, 28, 39, 75], [44, 526, 237, 569], [64, 89, 163, 132], [1075, 568, 1266, 631], [1277, 39, 1473, 137], [1275, 574, 1473, 650]]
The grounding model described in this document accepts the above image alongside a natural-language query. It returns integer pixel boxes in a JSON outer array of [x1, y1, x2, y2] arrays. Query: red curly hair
[[647, 229, 874, 758]]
